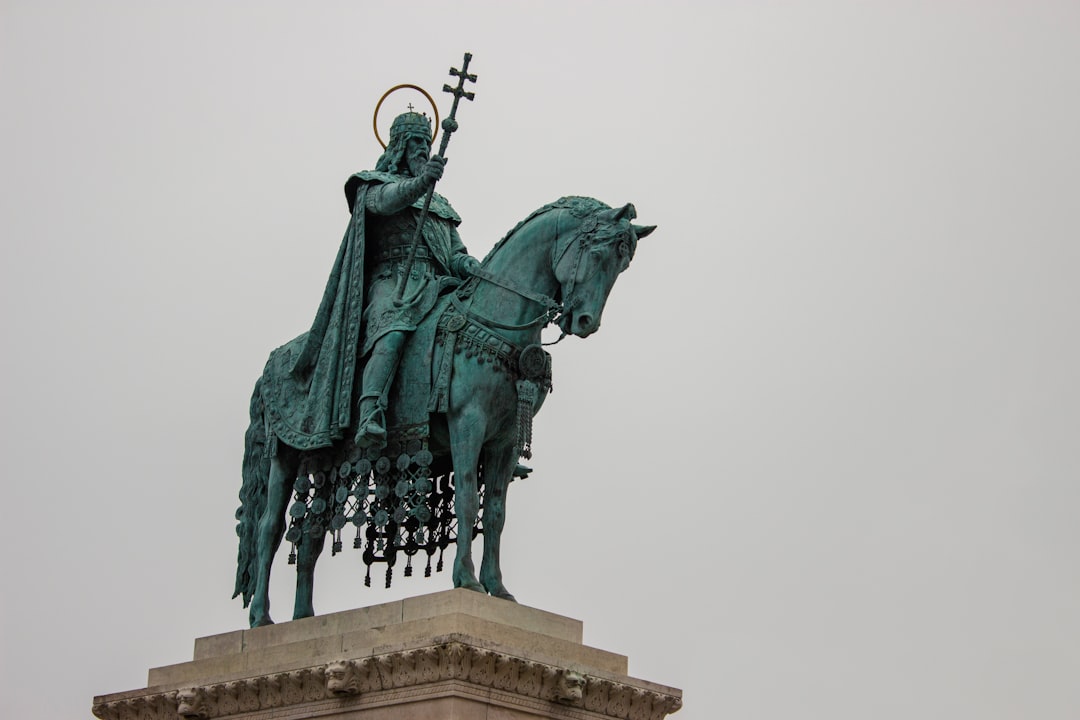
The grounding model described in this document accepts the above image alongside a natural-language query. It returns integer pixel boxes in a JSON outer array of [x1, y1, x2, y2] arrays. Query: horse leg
[[449, 408, 486, 593], [479, 442, 517, 601], [293, 524, 325, 620], [250, 450, 295, 627]]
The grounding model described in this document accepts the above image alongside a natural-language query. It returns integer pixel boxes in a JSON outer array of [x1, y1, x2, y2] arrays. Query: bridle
[[457, 207, 597, 346]]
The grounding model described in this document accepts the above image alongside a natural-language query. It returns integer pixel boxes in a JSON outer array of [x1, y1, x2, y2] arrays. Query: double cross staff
[[393, 52, 477, 304]]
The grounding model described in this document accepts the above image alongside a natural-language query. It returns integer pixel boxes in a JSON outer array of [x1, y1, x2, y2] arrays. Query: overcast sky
[[2, 2, 1079, 719]]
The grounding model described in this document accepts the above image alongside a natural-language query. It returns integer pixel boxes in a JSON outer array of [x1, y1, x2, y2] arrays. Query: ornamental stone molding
[[93, 641, 682, 720], [92, 589, 682, 720]]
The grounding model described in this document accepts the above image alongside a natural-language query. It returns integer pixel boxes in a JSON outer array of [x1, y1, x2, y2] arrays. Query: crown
[[389, 112, 433, 144]]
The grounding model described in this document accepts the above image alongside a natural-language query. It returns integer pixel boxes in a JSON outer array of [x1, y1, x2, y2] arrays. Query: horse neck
[[471, 210, 572, 346]]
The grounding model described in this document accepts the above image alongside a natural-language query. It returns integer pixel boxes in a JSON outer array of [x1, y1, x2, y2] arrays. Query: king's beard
[[406, 148, 429, 177]]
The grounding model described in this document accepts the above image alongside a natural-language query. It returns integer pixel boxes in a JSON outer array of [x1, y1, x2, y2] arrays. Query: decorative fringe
[[515, 379, 538, 459]]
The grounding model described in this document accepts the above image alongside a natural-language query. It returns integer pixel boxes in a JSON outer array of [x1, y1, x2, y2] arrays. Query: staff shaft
[[393, 53, 476, 304]]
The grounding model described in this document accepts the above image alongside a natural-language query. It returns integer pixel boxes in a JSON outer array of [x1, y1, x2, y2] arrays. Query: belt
[[373, 246, 435, 264]]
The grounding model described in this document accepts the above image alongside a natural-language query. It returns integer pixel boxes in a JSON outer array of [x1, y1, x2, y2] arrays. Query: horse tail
[[233, 374, 271, 608]]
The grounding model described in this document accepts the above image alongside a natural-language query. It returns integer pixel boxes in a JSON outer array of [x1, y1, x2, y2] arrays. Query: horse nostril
[[575, 313, 595, 333]]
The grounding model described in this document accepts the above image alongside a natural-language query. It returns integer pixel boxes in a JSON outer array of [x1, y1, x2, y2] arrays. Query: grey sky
[[2, 2, 1078, 718]]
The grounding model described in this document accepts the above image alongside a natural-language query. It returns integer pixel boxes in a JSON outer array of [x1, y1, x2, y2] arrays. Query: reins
[[459, 207, 594, 346]]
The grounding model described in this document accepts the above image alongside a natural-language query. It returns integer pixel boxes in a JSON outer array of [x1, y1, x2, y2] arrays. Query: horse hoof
[[484, 583, 516, 602]]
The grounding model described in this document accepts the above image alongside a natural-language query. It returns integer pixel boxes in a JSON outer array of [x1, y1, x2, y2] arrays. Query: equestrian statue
[[233, 54, 655, 627]]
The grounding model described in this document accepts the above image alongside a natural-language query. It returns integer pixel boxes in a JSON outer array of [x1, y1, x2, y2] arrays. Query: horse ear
[[605, 203, 637, 222], [632, 224, 656, 239]]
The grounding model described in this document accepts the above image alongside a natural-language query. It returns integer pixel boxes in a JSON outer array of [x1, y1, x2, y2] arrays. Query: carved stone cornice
[[92, 641, 682, 720]]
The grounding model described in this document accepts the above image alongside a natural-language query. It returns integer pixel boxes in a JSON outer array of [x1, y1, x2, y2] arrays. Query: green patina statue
[[233, 54, 655, 628]]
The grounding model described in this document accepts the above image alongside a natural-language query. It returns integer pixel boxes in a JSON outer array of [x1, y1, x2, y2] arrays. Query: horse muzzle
[[564, 311, 598, 337]]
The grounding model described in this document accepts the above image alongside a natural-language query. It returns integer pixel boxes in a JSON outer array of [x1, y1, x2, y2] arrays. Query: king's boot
[[355, 393, 387, 449], [354, 331, 405, 449]]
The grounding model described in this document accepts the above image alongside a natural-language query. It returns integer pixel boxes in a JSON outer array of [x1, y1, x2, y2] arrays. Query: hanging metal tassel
[[515, 379, 538, 460]]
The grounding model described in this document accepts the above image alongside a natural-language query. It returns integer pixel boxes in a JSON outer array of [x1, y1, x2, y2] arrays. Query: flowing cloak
[[257, 171, 461, 452]]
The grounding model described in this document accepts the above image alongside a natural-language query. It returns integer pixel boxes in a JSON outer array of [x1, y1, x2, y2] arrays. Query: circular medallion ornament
[[352, 512, 365, 527], [375, 456, 392, 474], [335, 485, 349, 504], [355, 458, 372, 475], [397, 453, 411, 471], [415, 477, 433, 494], [331, 513, 347, 531], [413, 449, 433, 467], [294, 476, 311, 494], [285, 526, 302, 543], [414, 505, 432, 523], [395, 479, 410, 498], [311, 497, 327, 515], [375, 483, 390, 500], [289, 501, 307, 519], [373, 84, 440, 150], [313, 472, 326, 488], [406, 438, 423, 455], [393, 507, 408, 523], [445, 313, 467, 332], [374, 509, 389, 527], [518, 344, 547, 380], [307, 521, 324, 536], [338, 462, 352, 478]]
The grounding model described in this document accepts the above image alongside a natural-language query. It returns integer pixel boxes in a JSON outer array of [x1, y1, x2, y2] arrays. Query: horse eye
[[617, 240, 630, 258]]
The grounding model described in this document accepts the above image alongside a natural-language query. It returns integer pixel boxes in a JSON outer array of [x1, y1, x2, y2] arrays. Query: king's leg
[[355, 330, 405, 448]]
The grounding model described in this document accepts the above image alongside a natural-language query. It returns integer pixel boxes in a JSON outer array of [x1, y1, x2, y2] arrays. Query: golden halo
[[373, 84, 439, 150]]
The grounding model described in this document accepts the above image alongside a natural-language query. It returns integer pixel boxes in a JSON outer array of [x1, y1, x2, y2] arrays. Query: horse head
[[554, 202, 656, 337]]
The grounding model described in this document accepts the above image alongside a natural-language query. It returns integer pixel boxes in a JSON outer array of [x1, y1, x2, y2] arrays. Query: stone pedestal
[[93, 589, 682, 720]]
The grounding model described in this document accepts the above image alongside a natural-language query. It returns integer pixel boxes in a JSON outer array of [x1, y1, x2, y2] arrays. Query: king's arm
[[364, 157, 445, 216], [448, 226, 480, 279], [364, 175, 430, 215]]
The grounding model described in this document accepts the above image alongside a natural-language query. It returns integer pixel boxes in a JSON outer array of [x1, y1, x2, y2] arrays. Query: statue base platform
[[92, 589, 682, 720]]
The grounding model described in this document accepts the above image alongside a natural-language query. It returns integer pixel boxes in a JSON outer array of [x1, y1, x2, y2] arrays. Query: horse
[[234, 196, 654, 627]]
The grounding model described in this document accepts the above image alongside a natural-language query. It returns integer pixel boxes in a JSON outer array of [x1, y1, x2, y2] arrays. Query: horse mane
[[480, 196, 612, 266]]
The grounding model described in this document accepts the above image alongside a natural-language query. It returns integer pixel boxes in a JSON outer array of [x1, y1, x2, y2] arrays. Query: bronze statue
[[233, 54, 654, 627]]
